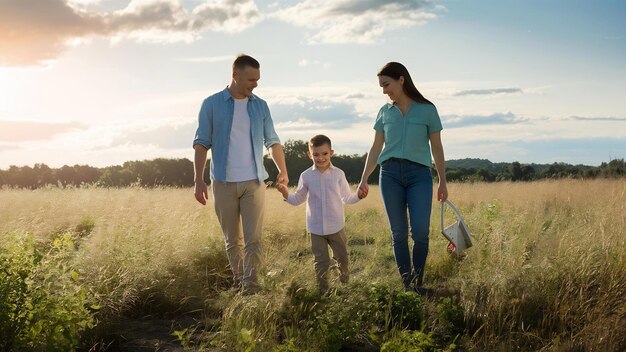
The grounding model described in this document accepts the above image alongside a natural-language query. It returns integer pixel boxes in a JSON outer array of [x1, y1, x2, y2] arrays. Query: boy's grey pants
[[310, 228, 349, 292], [212, 180, 264, 289]]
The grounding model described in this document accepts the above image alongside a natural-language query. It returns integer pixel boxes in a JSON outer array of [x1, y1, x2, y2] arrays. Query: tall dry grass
[[437, 179, 626, 350], [1, 179, 624, 351]]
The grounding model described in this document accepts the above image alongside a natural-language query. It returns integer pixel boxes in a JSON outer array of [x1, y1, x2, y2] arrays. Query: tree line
[[0, 140, 623, 189]]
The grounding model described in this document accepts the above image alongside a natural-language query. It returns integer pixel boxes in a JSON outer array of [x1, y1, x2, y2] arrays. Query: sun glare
[[0, 68, 42, 116], [0, 71, 13, 115]]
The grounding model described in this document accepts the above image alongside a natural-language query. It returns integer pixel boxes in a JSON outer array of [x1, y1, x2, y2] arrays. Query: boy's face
[[308, 143, 334, 171]]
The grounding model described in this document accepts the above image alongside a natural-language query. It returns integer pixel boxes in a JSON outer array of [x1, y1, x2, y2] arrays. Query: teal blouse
[[373, 102, 443, 167]]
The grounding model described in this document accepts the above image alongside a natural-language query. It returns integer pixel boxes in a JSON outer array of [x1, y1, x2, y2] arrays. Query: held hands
[[194, 180, 208, 205], [357, 180, 369, 199], [276, 183, 289, 199], [276, 171, 289, 188]]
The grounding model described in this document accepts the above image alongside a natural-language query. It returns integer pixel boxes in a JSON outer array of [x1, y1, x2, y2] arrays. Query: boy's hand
[[357, 181, 369, 199], [276, 183, 289, 199]]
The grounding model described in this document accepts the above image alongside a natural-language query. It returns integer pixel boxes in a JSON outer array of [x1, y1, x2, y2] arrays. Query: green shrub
[[74, 216, 96, 238], [367, 283, 424, 329], [437, 297, 465, 336], [380, 330, 437, 352], [0, 232, 96, 351]]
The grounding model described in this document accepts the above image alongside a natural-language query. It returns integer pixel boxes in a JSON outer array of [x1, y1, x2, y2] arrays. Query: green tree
[[510, 161, 523, 181]]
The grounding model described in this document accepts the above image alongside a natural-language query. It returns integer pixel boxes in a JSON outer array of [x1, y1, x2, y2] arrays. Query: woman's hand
[[358, 180, 369, 199], [437, 182, 448, 202]]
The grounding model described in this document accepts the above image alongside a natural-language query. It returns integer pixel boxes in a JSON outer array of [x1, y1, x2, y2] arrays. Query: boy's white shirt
[[286, 163, 360, 235]]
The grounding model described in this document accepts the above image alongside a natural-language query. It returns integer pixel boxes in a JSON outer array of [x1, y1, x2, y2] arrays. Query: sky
[[0, 0, 625, 169]]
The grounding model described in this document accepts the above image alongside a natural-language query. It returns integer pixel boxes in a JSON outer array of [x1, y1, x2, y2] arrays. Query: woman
[[358, 62, 447, 293]]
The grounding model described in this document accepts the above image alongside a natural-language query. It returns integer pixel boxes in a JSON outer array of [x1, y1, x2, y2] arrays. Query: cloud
[[270, 0, 441, 44], [503, 137, 625, 165], [444, 137, 625, 166], [454, 87, 523, 96], [0, 144, 20, 152], [0, 0, 104, 66], [175, 54, 235, 63], [0, 0, 261, 66], [442, 112, 528, 128], [275, 118, 319, 131], [0, 0, 442, 66], [105, 119, 196, 149], [189, 0, 261, 33], [271, 98, 361, 129], [0, 120, 88, 142], [570, 116, 626, 122]]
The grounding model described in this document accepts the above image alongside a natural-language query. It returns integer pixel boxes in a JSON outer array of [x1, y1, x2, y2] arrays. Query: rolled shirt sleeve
[[193, 98, 212, 149], [262, 101, 281, 148]]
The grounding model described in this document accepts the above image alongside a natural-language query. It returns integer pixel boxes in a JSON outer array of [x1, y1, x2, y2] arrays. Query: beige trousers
[[310, 228, 349, 292], [212, 180, 265, 289]]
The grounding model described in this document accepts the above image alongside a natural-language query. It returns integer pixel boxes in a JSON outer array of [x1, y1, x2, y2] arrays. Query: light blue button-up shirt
[[193, 88, 281, 183]]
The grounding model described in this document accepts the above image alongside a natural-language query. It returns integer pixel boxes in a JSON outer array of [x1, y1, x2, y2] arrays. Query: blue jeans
[[379, 158, 433, 288]]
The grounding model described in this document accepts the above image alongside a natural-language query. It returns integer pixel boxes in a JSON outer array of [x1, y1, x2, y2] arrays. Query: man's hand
[[194, 181, 208, 205], [276, 171, 289, 187]]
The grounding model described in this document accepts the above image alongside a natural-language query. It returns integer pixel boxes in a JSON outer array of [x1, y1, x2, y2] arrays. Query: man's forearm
[[194, 145, 208, 182], [269, 143, 287, 174]]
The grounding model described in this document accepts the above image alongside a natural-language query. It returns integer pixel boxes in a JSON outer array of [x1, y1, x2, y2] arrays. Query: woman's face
[[378, 75, 405, 102]]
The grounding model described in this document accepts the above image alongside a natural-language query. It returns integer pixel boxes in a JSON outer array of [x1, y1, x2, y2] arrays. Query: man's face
[[233, 66, 260, 97], [308, 143, 334, 171]]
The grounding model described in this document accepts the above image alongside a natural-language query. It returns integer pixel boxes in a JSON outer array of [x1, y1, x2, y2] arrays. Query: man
[[193, 54, 288, 294]]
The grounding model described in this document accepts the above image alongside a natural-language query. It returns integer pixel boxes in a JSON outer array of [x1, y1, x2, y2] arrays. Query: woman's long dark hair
[[377, 62, 433, 105]]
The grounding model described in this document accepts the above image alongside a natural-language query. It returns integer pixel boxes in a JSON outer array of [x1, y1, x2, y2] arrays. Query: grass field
[[1, 179, 625, 351]]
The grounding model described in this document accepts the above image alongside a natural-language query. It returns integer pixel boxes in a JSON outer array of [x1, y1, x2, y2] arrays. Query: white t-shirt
[[226, 98, 256, 182]]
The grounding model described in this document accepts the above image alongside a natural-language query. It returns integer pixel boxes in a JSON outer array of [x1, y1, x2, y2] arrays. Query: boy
[[277, 135, 366, 292]]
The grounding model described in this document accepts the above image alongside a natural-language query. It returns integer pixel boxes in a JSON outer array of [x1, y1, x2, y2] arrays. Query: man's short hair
[[309, 134, 332, 148], [233, 54, 260, 70]]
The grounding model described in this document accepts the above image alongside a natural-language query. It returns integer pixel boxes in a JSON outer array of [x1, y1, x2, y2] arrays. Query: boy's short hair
[[233, 54, 260, 70], [309, 134, 332, 148]]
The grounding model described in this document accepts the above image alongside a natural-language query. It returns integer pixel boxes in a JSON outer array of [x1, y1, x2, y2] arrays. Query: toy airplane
[[440, 199, 474, 257]]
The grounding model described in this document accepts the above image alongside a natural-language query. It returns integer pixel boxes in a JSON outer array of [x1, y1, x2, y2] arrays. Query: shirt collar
[[384, 101, 417, 110], [312, 162, 334, 172], [221, 87, 257, 101]]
